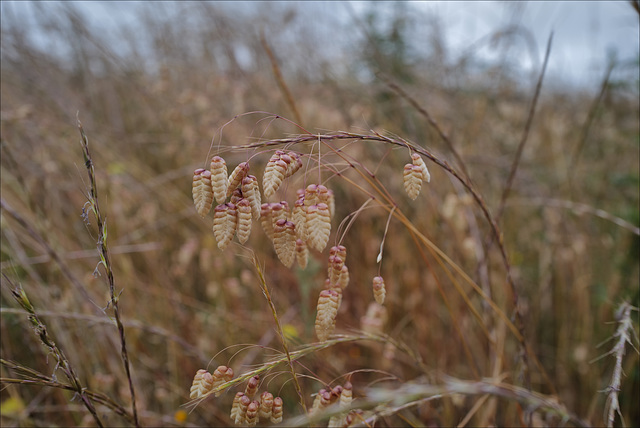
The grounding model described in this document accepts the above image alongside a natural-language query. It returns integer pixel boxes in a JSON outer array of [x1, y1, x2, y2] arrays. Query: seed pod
[[338, 265, 350, 289], [260, 203, 275, 241], [211, 365, 233, 396], [411, 153, 431, 182], [328, 255, 344, 285], [264, 158, 288, 199], [340, 382, 353, 407], [235, 395, 251, 425], [230, 392, 245, 421], [308, 203, 331, 252], [245, 401, 259, 427], [315, 289, 340, 341], [213, 203, 237, 250], [236, 199, 252, 244], [192, 169, 214, 217], [271, 397, 283, 424], [210, 156, 229, 204], [329, 245, 347, 263], [258, 391, 274, 421], [372, 276, 386, 305], [189, 369, 214, 399], [304, 184, 319, 207], [244, 375, 260, 399], [227, 162, 249, 197], [242, 175, 261, 219], [274, 220, 296, 268], [285, 151, 303, 178], [403, 164, 422, 200], [295, 239, 309, 269], [293, 198, 307, 240]]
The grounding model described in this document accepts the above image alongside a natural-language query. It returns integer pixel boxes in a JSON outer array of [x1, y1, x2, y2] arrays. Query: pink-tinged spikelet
[[372, 276, 386, 305], [213, 203, 237, 250], [293, 197, 308, 241], [234, 395, 251, 425], [295, 239, 309, 269], [329, 245, 347, 263], [245, 401, 259, 427], [285, 151, 303, 178], [411, 152, 431, 182], [230, 392, 244, 422], [244, 375, 260, 398], [210, 156, 228, 204], [271, 397, 283, 423], [263, 155, 288, 200], [328, 255, 345, 285], [242, 175, 261, 219], [189, 369, 214, 399], [274, 219, 296, 268], [315, 288, 341, 341], [304, 184, 319, 207], [258, 391, 274, 421], [270, 202, 288, 229], [308, 203, 331, 252], [403, 164, 422, 200], [211, 365, 234, 396], [192, 169, 214, 217], [260, 203, 275, 241], [340, 381, 353, 407], [227, 161, 249, 197], [236, 199, 252, 244]]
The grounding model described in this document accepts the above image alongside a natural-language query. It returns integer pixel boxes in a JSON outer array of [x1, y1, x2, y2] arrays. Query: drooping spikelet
[[263, 156, 288, 200], [329, 245, 347, 263], [227, 161, 250, 197], [295, 239, 309, 269], [328, 255, 345, 285], [304, 184, 319, 207], [230, 392, 245, 422], [211, 365, 234, 396], [258, 391, 274, 421], [210, 156, 228, 204], [309, 389, 326, 416], [293, 197, 308, 240], [260, 203, 275, 241], [192, 169, 214, 217], [270, 202, 288, 229], [340, 382, 353, 407], [403, 164, 422, 200], [242, 175, 261, 219], [307, 203, 331, 252], [338, 265, 350, 289], [230, 187, 243, 206], [315, 288, 341, 341], [189, 369, 214, 399], [412, 152, 431, 182], [271, 397, 283, 424], [244, 375, 260, 399], [213, 203, 237, 250], [372, 276, 386, 305], [234, 395, 251, 425], [245, 401, 259, 427], [236, 198, 252, 244], [285, 151, 303, 178], [274, 219, 296, 268]]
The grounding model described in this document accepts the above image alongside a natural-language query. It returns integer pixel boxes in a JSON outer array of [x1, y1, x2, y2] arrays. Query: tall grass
[[1, 2, 638, 426]]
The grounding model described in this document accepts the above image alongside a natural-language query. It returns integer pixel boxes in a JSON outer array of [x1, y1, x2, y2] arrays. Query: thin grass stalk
[[77, 118, 140, 427]]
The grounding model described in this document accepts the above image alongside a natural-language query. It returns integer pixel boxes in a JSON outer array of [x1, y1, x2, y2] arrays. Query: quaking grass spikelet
[[263, 154, 288, 200], [328, 255, 345, 285], [210, 156, 229, 204], [271, 397, 283, 424], [372, 276, 386, 305], [227, 161, 250, 197], [242, 175, 261, 219], [236, 198, 252, 244], [258, 391, 274, 421], [260, 203, 275, 241], [192, 169, 214, 217], [295, 239, 309, 269], [412, 152, 431, 182], [234, 395, 251, 425], [245, 401, 259, 427], [244, 375, 260, 398], [315, 288, 341, 341], [274, 219, 296, 268], [189, 369, 214, 399], [338, 265, 349, 289], [213, 203, 237, 250], [284, 151, 303, 178], [293, 196, 308, 241], [211, 365, 234, 397], [307, 203, 331, 252], [230, 392, 245, 422]]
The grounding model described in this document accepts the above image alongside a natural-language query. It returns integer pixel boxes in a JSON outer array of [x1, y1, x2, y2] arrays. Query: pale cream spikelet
[[338, 265, 350, 289], [262, 153, 280, 197], [274, 219, 296, 268], [317, 185, 335, 219], [245, 401, 259, 427], [234, 395, 251, 425], [260, 203, 275, 241], [329, 245, 347, 264], [213, 203, 237, 250], [210, 156, 228, 204], [403, 163, 422, 200], [271, 397, 283, 424], [308, 203, 331, 252], [241, 175, 261, 219], [189, 369, 214, 399], [293, 197, 308, 241], [328, 255, 345, 285], [230, 392, 245, 422], [372, 276, 386, 305], [244, 375, 260, 398], [192, 169, 214, 217], [285, 151, 303, 178], [315, 288, 341, 341], [235, 199, 252, 244], [295, 239, 309, 269], [264, 158, 288, 200], [227, 161, 250, 197], [258, 391, 274, 421], [304, 184, 319, 207], [411, 152, 431, 182]]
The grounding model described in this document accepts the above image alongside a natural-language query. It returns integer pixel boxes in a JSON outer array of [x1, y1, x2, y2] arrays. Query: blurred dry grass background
[[1, 2, 638, 426]]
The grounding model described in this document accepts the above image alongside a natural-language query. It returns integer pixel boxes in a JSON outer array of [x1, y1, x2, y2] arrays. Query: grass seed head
[[295, 239, 309, 269], [227, 161, 250, 197], [412, 152, 431, 182], [230, 187, 243, 206], [328, 255, 345, 285], [245, 401, 259, 427], [304, 184, 319, 207], [213, 203, 237, 250], [244, 375, 260, 398], [329, 245, 347, 263], [210, 156, 229, 204], [274, 219, 296, 267], [285, 151, 303, 178], [308, 203, 331, 252], [263, 157, 288, 200], [338, 265, 350, 289], [315, 288, 341, 341], [372, 276, 386, 305], [192, 169, 214, 217], [235, 395, 251, 425], [189, 369, 214, 399], [242, 175, 261, 219], [271, 397, 283, 424], [259, 203, 275, 241], [236, 199, 252, 244], [293, 197, 308, 241], [230, 392, 245, 421], [258, 391, 274, 421], [340, 381, 353, 407], [403, 163, 422, 200]]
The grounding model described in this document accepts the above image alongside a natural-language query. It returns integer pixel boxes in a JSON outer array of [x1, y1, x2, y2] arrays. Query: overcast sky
[[3, 1, 639, 89]]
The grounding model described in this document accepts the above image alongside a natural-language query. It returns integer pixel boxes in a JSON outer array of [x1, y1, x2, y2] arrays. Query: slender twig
[[77, 117, 140, 427], [2, 276, 105, 427]]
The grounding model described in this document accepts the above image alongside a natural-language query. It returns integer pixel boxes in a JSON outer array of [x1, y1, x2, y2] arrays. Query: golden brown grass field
[[1, 2, 638, 427]]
